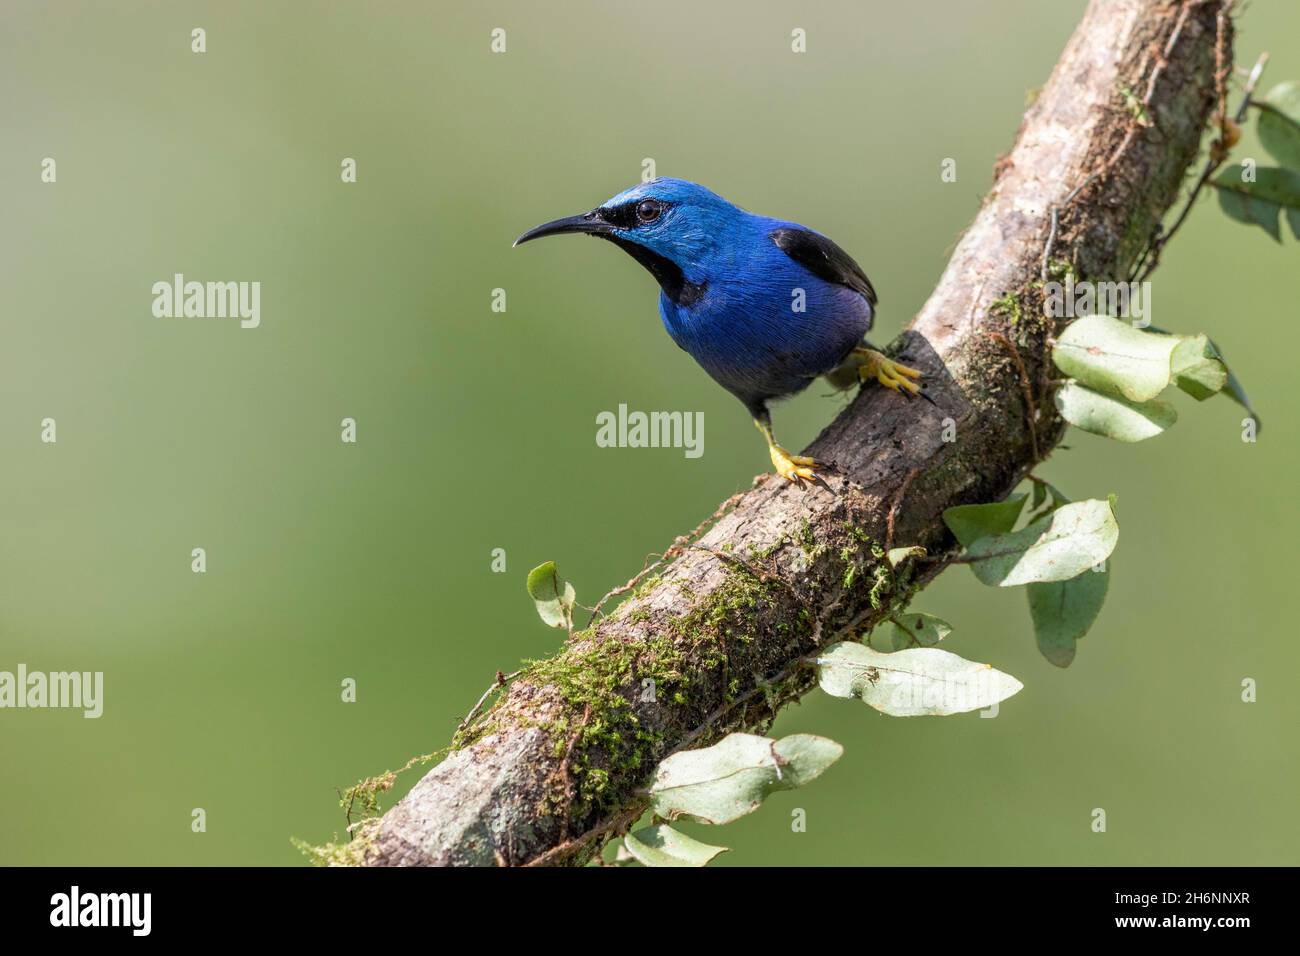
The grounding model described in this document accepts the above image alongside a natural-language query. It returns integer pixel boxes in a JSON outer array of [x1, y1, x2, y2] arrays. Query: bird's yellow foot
[[769, 444, 824, 484], [856, 348, 923, 396], [753, 415, 829, 485]]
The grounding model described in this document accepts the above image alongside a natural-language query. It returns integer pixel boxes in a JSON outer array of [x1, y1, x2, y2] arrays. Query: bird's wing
[[769, 227, 878, 308]]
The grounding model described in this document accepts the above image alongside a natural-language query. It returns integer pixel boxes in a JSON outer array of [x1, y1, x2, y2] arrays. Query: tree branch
[[350, 0, 1231, 867]]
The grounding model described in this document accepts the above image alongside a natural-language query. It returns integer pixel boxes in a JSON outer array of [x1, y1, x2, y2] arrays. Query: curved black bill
[[513, 211, 611, 247]]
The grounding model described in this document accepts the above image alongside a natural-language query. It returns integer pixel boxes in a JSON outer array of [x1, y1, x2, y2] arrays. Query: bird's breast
[[659, 276, 872, 403]]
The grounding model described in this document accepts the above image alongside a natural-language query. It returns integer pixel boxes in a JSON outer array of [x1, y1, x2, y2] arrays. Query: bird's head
[[514, 178, 744, 304]]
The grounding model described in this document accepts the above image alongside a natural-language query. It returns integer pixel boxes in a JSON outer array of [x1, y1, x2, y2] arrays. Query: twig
[[1134, 49, 1266, 281], [523, 802, 647, 867], [457, 669, 521, 734], [583, 553, 664, 626]]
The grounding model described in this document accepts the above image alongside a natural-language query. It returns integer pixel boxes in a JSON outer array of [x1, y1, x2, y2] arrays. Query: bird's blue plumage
[[517, 178, 876, 418]]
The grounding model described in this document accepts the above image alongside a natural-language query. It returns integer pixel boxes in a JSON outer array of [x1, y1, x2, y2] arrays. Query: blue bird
[[515, 178, 923, 483]]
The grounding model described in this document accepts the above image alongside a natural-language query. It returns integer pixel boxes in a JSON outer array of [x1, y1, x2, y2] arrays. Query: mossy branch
[[337, 0, 1232, 867]]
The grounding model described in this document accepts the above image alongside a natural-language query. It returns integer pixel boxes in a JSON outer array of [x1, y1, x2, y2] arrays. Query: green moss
[[840, 546, 859, 589], [670, 567, 769, 647], [524, 632, 668, 795], [446, 564, 789, 820], [1046, 258, 1077, 283], [869, 557, 894, 611], [292, 819, 380, 867], [796, 520, 820, 556], [448, 522, 905, 831], [990, 291, 1023, 326], [340, 772, 394, 819], [837, 523, 878, 591], [632, 573, 662, 601], [748, 533, 789, 562], [530, 564, 796, 817]]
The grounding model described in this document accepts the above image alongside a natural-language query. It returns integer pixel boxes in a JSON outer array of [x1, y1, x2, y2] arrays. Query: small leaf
[[1214, 167, 1300, 242], [1023, 479, 1071, 523], [1258, 81, 1300, 170], [1209, 338, 1261, 428], [816, 641, 1023, 716], [942, 493, 1026, 548], [1221, 367, 1261, 430], [1052, 314, 1179, 402], [623, 825, 727, 867], [1147, 327, 1260, 428], [1170, 335, 1228, 400], [1027, 563, 1109, 668], [1055, 381, 1176, 442], [1029, 476, 1071, 515], [649, 733, 843, 826], [526, 560, 576, 629], [890, 612, 952, 650], [966, 498, 1119, 587]]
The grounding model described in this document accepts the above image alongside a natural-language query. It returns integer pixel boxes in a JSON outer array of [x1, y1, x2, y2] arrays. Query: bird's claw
[[860, 351, 923, 397], [770, 445, 825, 485]]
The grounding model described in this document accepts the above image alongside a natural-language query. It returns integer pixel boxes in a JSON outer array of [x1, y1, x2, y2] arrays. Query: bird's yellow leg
[[754, 417, 823, 484], [853, 347, 923, 396]]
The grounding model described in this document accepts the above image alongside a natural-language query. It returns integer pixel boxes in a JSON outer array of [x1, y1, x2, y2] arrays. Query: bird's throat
[[604, 236, 706, 307]]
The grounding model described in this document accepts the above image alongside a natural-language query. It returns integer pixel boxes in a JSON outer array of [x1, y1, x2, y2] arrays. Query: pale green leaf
[[890, 612, 952, 650], [1055, 381, 1176, 442], [526, 560, 576, 629], [623, 825, 727, 867], [1170, 334, 1228, 400], [648, 733, 843, 825], [942, 493, 1026, 548], [1052, 314, 1179, 402], [1027, 563, 1109, 668], [816, 641, 1023, 716], [1147, 327, 1260, 428], [1258, 81, 1300, 170], [966, 498, 1118, 587]]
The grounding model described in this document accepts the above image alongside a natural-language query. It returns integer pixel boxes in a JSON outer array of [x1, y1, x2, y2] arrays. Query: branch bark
[[358, 0, 1231, 866]]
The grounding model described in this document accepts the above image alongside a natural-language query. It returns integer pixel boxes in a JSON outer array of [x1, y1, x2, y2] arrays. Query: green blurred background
[[2, 0, 1297, 866]]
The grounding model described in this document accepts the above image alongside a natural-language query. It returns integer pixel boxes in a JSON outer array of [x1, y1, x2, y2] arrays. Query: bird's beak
[[513, 209, 613, 247]]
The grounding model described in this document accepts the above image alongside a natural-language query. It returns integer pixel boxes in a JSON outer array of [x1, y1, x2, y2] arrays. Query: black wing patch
[[770, 227, 878, 308]]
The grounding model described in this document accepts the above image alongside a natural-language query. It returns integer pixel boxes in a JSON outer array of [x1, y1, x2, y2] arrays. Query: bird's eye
[[636, 199, 662, 223]]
